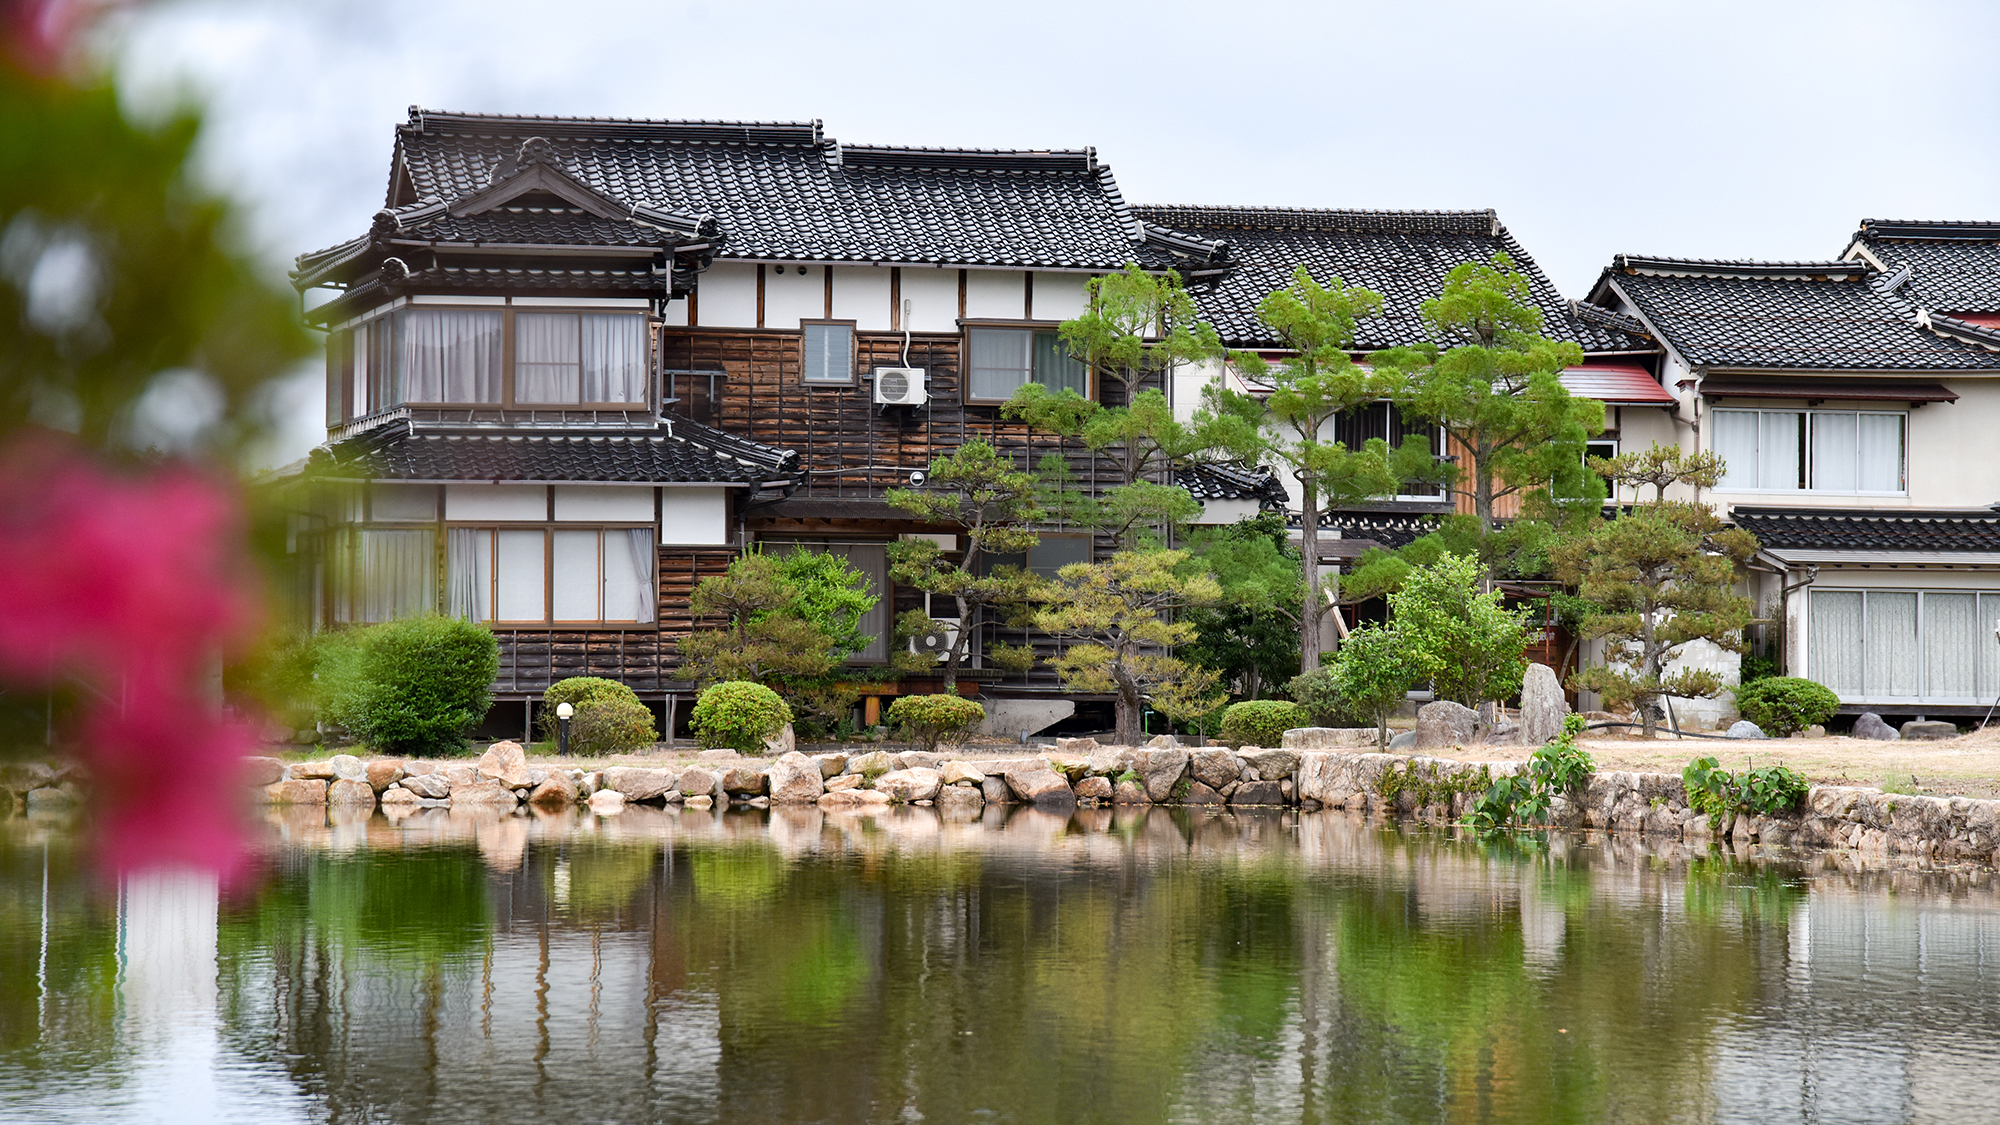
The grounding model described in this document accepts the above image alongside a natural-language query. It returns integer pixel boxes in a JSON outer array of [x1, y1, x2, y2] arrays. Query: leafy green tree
[[1390, 553, 1530, 709], [1329, 624, 1423, 749], [1372, 253, 1603, 541], [885, 438, 1046, 686], [1225, 267, 1439, 672], [1002, 265, 1252, 547], [1180, 512, 1302, 698], [1552, 445, 1759, 738], [678, 550, 877, 686], [1033, 549, 1225, 745]]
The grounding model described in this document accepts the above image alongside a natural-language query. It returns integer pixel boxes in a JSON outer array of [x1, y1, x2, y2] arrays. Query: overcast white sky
[[105, 0, 2000, 465]]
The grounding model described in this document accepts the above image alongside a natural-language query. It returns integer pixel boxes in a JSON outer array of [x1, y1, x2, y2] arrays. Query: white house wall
[[693, 262, 758, 328], [553, 485, 654, 522], [963, 270, 1025, 320], [1032, 272, 1090, 321], [661, 487, 729, 545], [762, 264, 824, 328], [446, 484, 547, 521], [831, 267, 892, 330], [900, 269, 960, 332]]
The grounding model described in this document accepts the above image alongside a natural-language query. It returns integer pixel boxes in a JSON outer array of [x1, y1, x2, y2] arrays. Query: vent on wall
[[909, 618, 959, 661], [873, 367, 927, 406]]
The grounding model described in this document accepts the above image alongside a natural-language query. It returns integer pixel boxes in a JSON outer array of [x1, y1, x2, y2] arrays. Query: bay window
[[515, 311, 649, 405], [1713, 408, 1904, 492], [965, 326, 1088, 402]]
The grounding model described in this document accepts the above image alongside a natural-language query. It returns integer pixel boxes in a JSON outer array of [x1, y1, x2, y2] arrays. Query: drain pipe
[[1773, 559, 1819, 677]]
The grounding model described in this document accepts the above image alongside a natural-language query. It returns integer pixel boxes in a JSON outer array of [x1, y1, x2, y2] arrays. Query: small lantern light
[[556, 701, 575, 757]]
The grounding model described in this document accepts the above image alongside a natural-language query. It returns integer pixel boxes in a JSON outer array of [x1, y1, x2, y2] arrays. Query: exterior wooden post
[[863, 695, 881, 728]]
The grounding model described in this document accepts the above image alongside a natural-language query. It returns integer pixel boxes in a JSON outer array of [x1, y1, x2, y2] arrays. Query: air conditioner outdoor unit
[[909, 617, 959, 662], [873, 367, 928, 407]]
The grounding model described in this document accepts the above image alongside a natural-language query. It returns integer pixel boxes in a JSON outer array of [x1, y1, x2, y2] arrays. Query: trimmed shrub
[[1733, 676, 1839, 738], [320, 615, 498, 756], [538, 676, 657, 754], [886, 694, 985, 753], [689, 680, 793, 754], [1284, 668, 1348, 728], [1217, 699, 1310, 750]]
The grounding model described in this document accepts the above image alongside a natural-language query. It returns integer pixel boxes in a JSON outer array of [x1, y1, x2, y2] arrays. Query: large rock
[[678, 767, 719, 798], [1238, 748, 1299, 781], [601, 767, 678, 801], [364, 759, 406, 793], [1182, 780, 1224, 805], [1113, 779, 1149, 805], [379, 785, 421, 808], [898, 751, 944, 771], [1004, 768, 1076, 806], [1282, 727, 1384, 750], [327, 778, 376, 807], [763, 723, 796, 757], [399, 771, 451, 799], [1144, 734, 1182, 749], [528, 773, 577, 810], [1055, 737, 1100, 756], [1725, 720, 1767, 739], [818, 788, 893, 810], [1519, 663, 1568, 746], [451, 778, 519, 806], [1901, 720, 1958, 741], [477, 741, 532, 789], [241, 756, 286, 787], [1414, 701, 1479, 751], [875, 768, 944, 803], [721, 767, 769, 796], [936, 785, 985, 815], [981, 776, 1012, 804], [1853, 712, 1900, 741], [288, 758, 340, 781], [766, 752, 825, 804], [1083, 748, 1128, 777], [846, 750, 896, 775], [588, 788, 627, 815], [825, 773, 866, 792], [1230, 780, 1286, 806], [1074, 776, 1114, 802], [264, 778, 327, 805], [941, 761, 986, 786], [1388, 730, 1417, 752], [1188, 749, 1241, 791], [1130, 749, 1189, 802], [813, 753, 849, 778]]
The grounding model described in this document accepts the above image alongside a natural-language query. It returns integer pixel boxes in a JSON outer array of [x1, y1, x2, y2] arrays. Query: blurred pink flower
[[0, 431, 263, 874]]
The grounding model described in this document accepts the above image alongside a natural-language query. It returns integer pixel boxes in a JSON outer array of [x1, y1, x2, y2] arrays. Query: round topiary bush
[[1217, 699, 1310, 750], [319, 614, 499, 756], [689, 681, 793, 754], [538, 676, 657, 755], [1732, 676, 1840, 738], [885, 694, 985, 753]]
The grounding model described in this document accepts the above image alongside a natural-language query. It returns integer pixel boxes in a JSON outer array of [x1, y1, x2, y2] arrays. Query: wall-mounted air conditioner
[[873, 367, 927, 407], [909, 617, 959, 662]]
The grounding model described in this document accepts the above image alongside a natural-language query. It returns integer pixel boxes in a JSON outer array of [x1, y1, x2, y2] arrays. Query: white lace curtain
[[355, 529, 434, 623], [1811, 588, 1999, 700], [516, 312, 646, 404], [402, 309, 502, 403], [447, 526, 649, 623]]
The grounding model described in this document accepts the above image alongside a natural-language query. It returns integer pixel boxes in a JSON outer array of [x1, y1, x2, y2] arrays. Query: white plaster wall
[[1174, 357, 1224, 425], [963, 270, 1025, 320], [900, 269, 960, 332], [1032, 272, 1091, 321], [660, 296, 690, 326], [660, 487, 729, 545], [446, 484, 545, 521], [553, 485, 654, 521], [371, 483, 438, 521], [763, 264, 824, 328], [1193, 498, 1259, 525], [831, 266, 892, 330], [694, 262, 758, 328]]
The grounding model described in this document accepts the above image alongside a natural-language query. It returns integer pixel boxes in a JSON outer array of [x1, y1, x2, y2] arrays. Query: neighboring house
[[281, 110, 1270, 736], [1584, 226, 2000, 719]]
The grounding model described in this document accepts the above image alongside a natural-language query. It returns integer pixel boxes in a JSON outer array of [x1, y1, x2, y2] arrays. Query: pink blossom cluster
[[0, 431, 264, 873]]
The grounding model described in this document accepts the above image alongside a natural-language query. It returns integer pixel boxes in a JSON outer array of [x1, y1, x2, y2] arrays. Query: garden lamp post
[[556, 701, 574, 757]]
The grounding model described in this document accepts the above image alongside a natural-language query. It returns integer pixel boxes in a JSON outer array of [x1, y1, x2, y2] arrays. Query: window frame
[[1711, 406, 1908, 495], [960, 321, 1092, 405], [798, 319, 859, 387], [1808, 585, 2000, 703], [447, 521, 659, 628], [327, 302, 656, 420]]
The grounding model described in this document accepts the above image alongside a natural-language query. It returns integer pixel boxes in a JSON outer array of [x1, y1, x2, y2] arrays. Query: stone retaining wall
[[49, 730, 1988, 871]]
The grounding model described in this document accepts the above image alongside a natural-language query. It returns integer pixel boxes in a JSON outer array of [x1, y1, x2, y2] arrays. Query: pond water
[[1, 803, 1998, 1124]]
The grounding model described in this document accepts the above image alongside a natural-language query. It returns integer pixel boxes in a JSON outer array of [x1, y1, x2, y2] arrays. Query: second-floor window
[[965, 327, 1088, 402], [1714, 408, 1905, 493], [330, 306, 649, 418]]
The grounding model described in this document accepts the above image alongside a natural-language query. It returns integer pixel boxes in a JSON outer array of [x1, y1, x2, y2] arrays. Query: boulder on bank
[[766, 752, 825, 804], [1113, 779, 1149, 804], [379, 785, 421, 808], [721, 767, 769, 796], [941, 761, 986, 786], [264, 778, 327, 805], [1238, 748, 1299, 781], [602, 767, 677, 801], [1901, 720, 1958, 741], [1725, 720, 1767, 740], [477, 741, 532, 789], [678, 767, 719, 798], [451, 778, 518, 806], [1130, 749, 1188, 802], [241, 757, 286, 787], [364, 759, 406, 792], [328, 778, 375, 806], [400, 771, 451, 799], [1188, 749, 1241, 791], [1520, 663, 1568, 746], [1282, 727, 1381, 750], [818, 788, 892, 810], [1414, 701, 1479, 751], [588, 788, 626, 815], [1853, 712, 1899, 741], [980, 776, 1012, 804], [528, 773, 577, 810], [812, 753, 849, 778], [1074, 776, 1114, 802], [936, 784, 985, 816], [1004, 768, 1076, 806], [1231, 780, 1285, 806], [875, 767, 944, 803]]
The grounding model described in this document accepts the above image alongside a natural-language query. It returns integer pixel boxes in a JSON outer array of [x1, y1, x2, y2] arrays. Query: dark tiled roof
[[310, 413, 798, 485], [1731, 506, 2000, 552], [1567, 299, 1657, 352], [1318, 508, 1449, 550], [1598, 256, 2000, 372], [366, 110, 1222, 272], [1128, 206, 1614, 354], [1172, 461, 1288, 507], [1849, 220, 2000, 313]]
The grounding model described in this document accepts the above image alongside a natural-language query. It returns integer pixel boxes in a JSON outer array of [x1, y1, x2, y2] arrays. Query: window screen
[[967, 327, 1087, 400], [402, 309, 502, 403], [517, 312, 647, 404], [802, 323, 854, 384]]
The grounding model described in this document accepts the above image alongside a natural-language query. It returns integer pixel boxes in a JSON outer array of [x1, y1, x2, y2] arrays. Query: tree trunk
[[1114, 665, 1144, 746], [1376, 711, 1389, 750], [1638, 594, 1659, 739], [1299, 477, 1324, 673], [943, 593, 972, 693]]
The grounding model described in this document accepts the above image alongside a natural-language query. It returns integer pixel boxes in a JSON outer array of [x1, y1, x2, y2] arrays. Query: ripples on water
[[1, 802, 1997, 1124]]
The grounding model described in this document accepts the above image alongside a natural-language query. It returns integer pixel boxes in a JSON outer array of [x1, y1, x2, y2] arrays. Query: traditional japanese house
[[283, 110, 1269, 736], [1582, 225, 2000, 720]]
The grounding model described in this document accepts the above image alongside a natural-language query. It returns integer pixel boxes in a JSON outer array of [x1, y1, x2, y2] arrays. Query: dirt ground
[[1429, 725, 2000, 800]]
